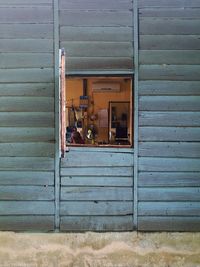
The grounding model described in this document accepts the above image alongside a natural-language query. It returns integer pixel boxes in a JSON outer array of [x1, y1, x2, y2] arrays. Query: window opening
[[65, 76, 133, 147]]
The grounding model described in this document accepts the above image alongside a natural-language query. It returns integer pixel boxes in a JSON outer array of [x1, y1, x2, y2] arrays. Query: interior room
[[65, 77, 133, 147]]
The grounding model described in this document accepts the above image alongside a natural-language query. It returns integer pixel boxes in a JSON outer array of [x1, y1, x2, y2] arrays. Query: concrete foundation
[[0, 232, 200, 267]]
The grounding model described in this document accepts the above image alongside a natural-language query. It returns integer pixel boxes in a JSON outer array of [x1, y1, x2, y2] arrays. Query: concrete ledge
[[0, 232, 200, 267]]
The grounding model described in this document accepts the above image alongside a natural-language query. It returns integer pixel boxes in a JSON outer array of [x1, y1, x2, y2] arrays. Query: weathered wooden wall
[[60, 147, 134, 231], [138, 0, 200, 231], [59, 0, 134, 74], [0, 0, 55, 231]]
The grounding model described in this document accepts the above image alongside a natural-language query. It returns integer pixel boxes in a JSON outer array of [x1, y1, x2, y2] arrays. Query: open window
[[64, 76, 133, 148]]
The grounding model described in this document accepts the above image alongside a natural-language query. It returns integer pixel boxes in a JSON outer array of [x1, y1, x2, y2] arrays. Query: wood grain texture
[[59, 0, 132, 10], [139, 0, 200, 8], [139, 7, 200, 18], [139, 112, 200, 126], [0, 127, 54, 142], [61, 152, 134, 167], [139, 65, 200, 81], [139, 187, 200, 201], [0, 186, 54, 200], [0, 24, 53, 39], [0, 201, 54, 215], [0, 171, 54, 185], [60, 11, 132, 27], [139, 127, 200, 141], [60, 26, 132, 42], [0, 97, 54, 112], [139, 96, 200, 111], [138, 172, 200, 187], [0, 112, 54, 127], [60, 216, 133, 231], [0, 157, 54, 171], [61, 176, 133, 187], [0, 216, 54, 231], [140, 19, 200, 34], [140, 35, 200, 50], [0, 53, 53, 68], [0, 68, 54, 83], [0, 143, 54, 157], [139, 50, 200, 64], [60, 41, 133, 57], [138, 202, 200, 216], [0, 0, 52, 5], [139, 157, 200, 172], [61, 187, 133, 201], [61, 167, 134, 176], [138, 216, 200, 231], [0, 7, 53, 23], [60, 201, 133, 216], [139, 81, 200, 96], [139, 142, 200, 158], [67, 57, 133, 71]]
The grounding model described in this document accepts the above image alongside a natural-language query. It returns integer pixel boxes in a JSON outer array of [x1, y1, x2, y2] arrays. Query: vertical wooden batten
[[133, 0, 139, 229], [54, 0, 60, 231]]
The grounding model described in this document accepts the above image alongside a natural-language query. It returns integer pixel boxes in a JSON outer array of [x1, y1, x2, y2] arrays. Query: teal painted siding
[[0, 0, 55, 231], [60, 147, 134, 231], [138, 0, 200, 231]]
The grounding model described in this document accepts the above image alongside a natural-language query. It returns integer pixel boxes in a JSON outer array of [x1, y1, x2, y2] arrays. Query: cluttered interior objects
[[65, 77, 133, 147]]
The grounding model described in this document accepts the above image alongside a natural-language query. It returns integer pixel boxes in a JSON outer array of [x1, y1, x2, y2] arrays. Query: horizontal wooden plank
[[139, 187, 200, 201], [140, 35, 200, 50], [139, 50, 200, 65], [0, 127, 54, 142], [139, 96, 200, 111], [0, 171, 54, 185], [60, 216, 133, 231], [0, 201, 54, 215], [66, 146, 134, 153], [0, 39, 53, 52], [0, 112, 54, 127], [138, 216, 200, 231], [0, 157, 54, 171], [0, 216, 54, 231], [59, 0, 132, 10], [0, 186, 54, 200], [139, 157, 200, 172], [0, 53, 53, 68], [61, 167, 133, 177], [139, 112, 200, 127], [60, 201, 133, 216], [0, 68, 54, 83], [139, 65, 200, 81], [61, 187, 133, 201], [67, 57, 133, 71], [62, 152, 134, 167], [139, 127, 200, 141], [0, 7, 53, 23], [0, 97, 54, 112], [61, 41, 133, 57], [139, 202, 200, 216], [0, 0, 52, 5], [139, 172, 200, 187], [139, 7, 200, 18], [60, 26, 132, 42], [0, 143, 54, 157], [139, 81, 200, 96], [139, 0, 200, 8], [0, 83, 54, 96], [0, 24, 53, 39], [139, 142, 200, 158], [140, 19, 200, 34], [61, 176, 133, 187], [60, 11, 132, 27]]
